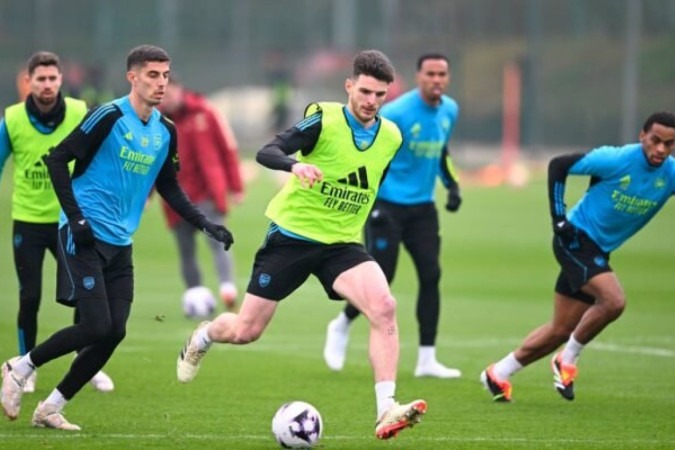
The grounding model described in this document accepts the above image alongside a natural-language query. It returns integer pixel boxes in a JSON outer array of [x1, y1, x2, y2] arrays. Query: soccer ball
[[181, 286, 216, 319], [271, 401, 323, 448]]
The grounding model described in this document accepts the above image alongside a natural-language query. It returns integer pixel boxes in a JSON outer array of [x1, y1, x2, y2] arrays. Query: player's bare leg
[[333, 261, 427, 439], [177, 295, 277, 382]]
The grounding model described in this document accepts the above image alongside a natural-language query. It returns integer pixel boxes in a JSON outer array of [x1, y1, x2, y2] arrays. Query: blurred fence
[[1, 0, 674, 153]]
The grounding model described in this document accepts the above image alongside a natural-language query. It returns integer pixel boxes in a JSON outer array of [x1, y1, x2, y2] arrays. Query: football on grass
[[271, 401, 323, 448], [181, 286, 216, 319]]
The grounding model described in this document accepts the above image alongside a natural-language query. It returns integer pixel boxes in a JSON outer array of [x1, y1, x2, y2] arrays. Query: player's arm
[[154, 160, 214, 230], [256, 112, 323, 188], [155, 121, 233, 250], [439, 145, 459, 190], [0, 119, 12, 185], [44, 105, 119, 220], [438, 101, 462, 212], [439, 144, 462, 212], [256, 112, 322, 171], [548, 153, 585, 237], [44, 105, 120, 248]]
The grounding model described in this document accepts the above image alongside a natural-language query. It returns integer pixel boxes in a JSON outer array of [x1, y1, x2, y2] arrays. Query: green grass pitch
[[0, 165, 673, 449]]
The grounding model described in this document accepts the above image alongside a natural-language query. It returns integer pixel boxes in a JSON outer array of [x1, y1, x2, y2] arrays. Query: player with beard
[[0, 51, 114, 395]]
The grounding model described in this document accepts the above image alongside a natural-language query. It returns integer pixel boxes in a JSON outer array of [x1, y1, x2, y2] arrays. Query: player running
[[481, 111, 675, 402]]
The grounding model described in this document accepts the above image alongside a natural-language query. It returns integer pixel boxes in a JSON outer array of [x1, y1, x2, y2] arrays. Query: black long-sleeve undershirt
[[155, 165, 208, 229], [256, 115, 322, 171], [44, 105, 121, 220], [547, 153, 585, 220], [255, 109, 394, 187], [44, 147, 81, 219], [439, 145, 460, 190]]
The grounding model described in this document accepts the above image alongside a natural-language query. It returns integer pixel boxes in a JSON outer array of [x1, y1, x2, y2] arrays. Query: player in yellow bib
[[177, 50, 428, 440], [0, 52, 113, 394]]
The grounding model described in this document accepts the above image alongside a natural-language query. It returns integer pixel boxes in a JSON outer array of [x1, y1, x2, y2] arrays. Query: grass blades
[[0, 167, 673, 449]]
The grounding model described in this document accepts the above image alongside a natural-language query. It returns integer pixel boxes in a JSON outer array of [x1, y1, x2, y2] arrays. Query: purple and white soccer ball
[[271, 401, 323, 449], [181, 286, 216, 319]]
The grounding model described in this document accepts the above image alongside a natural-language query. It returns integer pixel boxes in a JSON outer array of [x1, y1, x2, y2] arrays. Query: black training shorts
[[246, 229, 374, 301], [56, 225, 134, 307], [552, 230, 612, 304]]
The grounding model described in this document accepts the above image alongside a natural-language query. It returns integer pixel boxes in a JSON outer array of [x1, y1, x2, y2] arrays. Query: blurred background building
[[1, 0, 674, 159]]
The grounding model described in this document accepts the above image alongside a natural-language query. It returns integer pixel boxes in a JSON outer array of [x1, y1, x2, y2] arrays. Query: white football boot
[[32, 401, 81, 431], [1, 357, 26, 420], [90, 371, 115, 392], [375, 399, 427, 439], [177, 321, 211, 383]]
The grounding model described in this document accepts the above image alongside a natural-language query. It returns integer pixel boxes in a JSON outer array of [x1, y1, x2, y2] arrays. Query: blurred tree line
[[1, 0, 674, 150]]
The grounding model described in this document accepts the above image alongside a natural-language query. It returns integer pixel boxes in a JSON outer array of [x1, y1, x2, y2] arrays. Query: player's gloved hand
[[203, 222, 234, 251], [553, 216, 576, 243], [445, 187, 462, 212], [69, 214, 96, 248]]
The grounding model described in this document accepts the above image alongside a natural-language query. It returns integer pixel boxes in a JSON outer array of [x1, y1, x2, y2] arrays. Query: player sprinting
[[323, 53, 463, 379], [176, 49, 427, 440], [1, 45, 233, 430], [481, 111, 675, 402]]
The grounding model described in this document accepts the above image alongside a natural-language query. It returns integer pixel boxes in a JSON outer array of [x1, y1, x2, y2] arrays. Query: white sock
[[417, 346, 436, 367], [492, 352, 523, 380], [196, 325, 212, 351], [332, 312, 351, 332], [13, 354, 36, 379], [45, 389, 68, 410], [561, 334, 584, 364], [375, 381, 396, 419]]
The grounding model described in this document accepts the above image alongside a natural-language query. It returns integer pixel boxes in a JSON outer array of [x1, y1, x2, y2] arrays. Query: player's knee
[[107, 325, 127, 344], [80, 323, 112, 342], [418, 265, 440, 287], [602, 294, 626, 320], [79, 317, 113, 342], [367, 293, 397, 326]]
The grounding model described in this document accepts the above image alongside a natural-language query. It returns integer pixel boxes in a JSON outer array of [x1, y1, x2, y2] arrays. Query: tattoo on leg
[[386, 326, 398, 336]]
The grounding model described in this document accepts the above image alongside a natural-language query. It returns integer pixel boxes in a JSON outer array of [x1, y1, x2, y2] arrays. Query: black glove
[[553, 216, 576, 243], [69, 214, 96, 248], [203, 222, 234, 251], [445, 187, 462, 212]]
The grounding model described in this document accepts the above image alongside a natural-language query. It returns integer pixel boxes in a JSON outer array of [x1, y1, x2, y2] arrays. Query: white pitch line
[[0, 433, 673, 445], [589, 341, 675, 357]]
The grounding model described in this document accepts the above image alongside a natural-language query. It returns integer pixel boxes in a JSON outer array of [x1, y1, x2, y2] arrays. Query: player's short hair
[[643, 111, 675, 132], [352, 50, 395, 84], [27, 51, 61, 76], [416, 53, 450, 71], [126, 45, 171, 71]]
